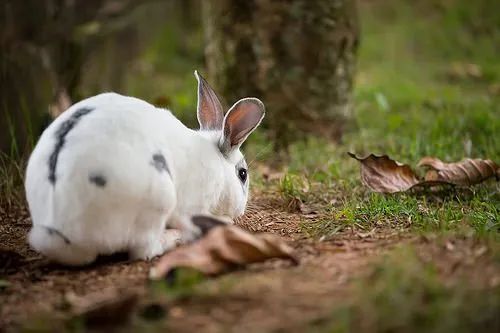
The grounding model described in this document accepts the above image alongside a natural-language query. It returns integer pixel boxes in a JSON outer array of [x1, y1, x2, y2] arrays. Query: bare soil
[[0, 196, 497, 332]]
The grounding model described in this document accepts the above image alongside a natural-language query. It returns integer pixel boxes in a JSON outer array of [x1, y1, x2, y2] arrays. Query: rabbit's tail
[[29, 225, 96, 266]]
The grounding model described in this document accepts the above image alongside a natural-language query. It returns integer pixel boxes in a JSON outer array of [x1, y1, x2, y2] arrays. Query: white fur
[[25, 92, 261, 265]]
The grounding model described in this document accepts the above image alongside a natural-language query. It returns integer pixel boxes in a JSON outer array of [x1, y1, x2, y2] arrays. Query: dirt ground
[[0, 196, 497, 332]]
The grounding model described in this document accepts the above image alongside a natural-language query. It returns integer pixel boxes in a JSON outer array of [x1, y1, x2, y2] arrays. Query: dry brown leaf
[[446, 62, 483, 80], [150, 224, 298, 279], [348, 153, 419, 193], [66, 289, 138, 327], [350, 152, 499, 193], [488, 83, 500, 96], [418, 157, 499, 186]]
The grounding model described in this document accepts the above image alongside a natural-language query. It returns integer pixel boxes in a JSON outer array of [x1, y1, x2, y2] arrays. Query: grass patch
[[279, 173, 309, 203], [350, 0, 500, 163], [302, 186, 499, 239], [312, 245, 500, 332], [149, 268, 206, 300], [0, 152, 25, 207], [347, 189, 499, 233]]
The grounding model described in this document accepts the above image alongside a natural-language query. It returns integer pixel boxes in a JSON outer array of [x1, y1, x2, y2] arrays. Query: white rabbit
[[25, 71, 265, 266]]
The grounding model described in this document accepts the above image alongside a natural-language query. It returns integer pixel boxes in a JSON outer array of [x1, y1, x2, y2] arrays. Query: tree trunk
[[203, 0, 359, 149]]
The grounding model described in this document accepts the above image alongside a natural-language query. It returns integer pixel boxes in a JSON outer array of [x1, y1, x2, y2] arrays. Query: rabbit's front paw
[[180, 226, 202, 243], [169, 214, 203, 243], [162, 229, 183, 249], [130, 231, 180, 261]]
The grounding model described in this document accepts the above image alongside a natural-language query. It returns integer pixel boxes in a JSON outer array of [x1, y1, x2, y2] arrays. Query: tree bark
[[203, 0, 359, 148]]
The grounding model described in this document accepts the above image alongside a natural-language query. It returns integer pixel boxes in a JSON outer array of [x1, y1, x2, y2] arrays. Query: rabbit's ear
[[220, 98, 265, 155], [195, 70, 224, 131]]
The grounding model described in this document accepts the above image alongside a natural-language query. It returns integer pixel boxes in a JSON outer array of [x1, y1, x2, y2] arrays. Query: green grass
[[149, 268, 207, 300], [0, 152, 25, 207], [301, 188, 499, 239], [341, 189, 499, 233], [311, 245, 500, 332], [349, 0, 500, 163]]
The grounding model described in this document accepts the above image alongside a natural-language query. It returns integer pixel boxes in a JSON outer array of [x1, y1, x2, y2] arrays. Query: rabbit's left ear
[[219, 98, 265, 155], [195, 70, 224, 131]]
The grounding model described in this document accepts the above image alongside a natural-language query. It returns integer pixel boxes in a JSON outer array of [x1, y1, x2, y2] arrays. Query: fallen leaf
[[356, 228, 377, 239], [418, 157, 499, 186], [474, 246, 488, 258], [350, 153, 499, 193], [446, 62, 483, 80], [66, 289, 138, 328], [488, 83, 500, 96], [348, 153, 419, 193], [150, 217, 298, 279], [299, 202, 316, 215], [169, 306, 185, 318], [445, 241, 455, 251]]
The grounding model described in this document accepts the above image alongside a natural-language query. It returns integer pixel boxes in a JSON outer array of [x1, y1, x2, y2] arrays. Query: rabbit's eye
[[238, 168, 248, 183]]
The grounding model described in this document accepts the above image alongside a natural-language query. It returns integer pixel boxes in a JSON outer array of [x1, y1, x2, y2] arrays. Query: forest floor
[[1, 0, 500, 332], [1, 188, 500, 332]]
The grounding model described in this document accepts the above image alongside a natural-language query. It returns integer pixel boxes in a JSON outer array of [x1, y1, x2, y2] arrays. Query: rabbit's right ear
[[195, 70, 224, 131], [219, 98, 265, 155]]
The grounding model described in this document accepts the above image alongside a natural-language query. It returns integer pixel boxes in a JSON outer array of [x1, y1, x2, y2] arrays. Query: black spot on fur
[[48, 107, 94, 184], [89, 173, 107, 187], [191, 215, 227, 236], [151, 153, 170, 173], [44, 226, 71, 245]]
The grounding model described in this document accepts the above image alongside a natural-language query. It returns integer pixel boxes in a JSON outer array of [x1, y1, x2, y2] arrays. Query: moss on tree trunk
[[203, 0, 359, 149]]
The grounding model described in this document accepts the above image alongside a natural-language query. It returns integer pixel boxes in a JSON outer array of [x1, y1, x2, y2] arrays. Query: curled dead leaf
[[446, 62, 483, 81], [349, 152, 499, 193], [348, 153, 419, 193], [66, 289, 138, 327], [417, 157, 499, 186], [150, 218, 298, 279]]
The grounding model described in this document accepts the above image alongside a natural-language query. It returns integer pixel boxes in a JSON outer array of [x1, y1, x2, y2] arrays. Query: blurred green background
[[1, 0, 499, 191]]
